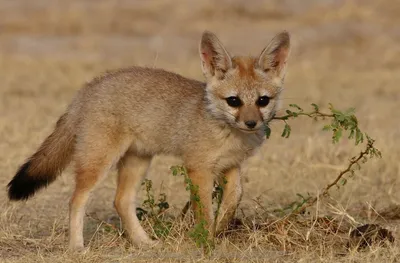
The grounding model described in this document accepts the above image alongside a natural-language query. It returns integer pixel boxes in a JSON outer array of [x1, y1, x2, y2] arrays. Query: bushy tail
[[7, 112, 76, 200]]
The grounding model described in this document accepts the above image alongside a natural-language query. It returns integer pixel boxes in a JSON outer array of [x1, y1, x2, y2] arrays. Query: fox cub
[[7, 31, 291, 249]]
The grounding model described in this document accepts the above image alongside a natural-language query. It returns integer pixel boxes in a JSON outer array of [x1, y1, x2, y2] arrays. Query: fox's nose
[[245, 120, 257, 129]]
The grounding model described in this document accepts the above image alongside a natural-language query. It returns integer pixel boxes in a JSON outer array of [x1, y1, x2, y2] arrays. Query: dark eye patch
[[256, 96, 270, 107], [225, 96, 242, 108]]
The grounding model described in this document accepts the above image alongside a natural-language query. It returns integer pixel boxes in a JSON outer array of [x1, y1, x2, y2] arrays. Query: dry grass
[[1, 0, 400, 262]]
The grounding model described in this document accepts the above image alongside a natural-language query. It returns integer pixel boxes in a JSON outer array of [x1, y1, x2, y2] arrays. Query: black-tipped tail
[[7, 161, 55, 201], [7, 112, 76, 201]]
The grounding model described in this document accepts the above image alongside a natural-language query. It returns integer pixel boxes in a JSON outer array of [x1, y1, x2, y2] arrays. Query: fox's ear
[[258, 31, 291, 81], [199, 31, 232, 80]]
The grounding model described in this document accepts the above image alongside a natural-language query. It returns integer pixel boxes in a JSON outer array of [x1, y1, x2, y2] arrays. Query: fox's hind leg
[[68, 131, 132, 250], [114, 153, 156, 247]]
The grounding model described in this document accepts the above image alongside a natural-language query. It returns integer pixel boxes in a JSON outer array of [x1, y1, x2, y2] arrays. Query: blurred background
[[1, 0, 400, 258]]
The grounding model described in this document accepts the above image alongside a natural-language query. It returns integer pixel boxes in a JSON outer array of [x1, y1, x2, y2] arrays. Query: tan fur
[[232, 57, 257, 79], [215, 168, 242, 234], [8, 31, 291, 249], [114, 154, 154, 246], [29, 113, 75, 179]]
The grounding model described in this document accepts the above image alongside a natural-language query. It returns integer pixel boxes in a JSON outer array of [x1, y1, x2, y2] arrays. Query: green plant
[[212, 179, 225, 219], [270, 103, 381, 214], [274, 193, 313, 215], [171, 165, 214, 251], [136, 179, 172, 238]]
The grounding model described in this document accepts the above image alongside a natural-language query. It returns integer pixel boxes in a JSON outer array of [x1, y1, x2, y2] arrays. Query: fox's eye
[[225, 96, 242, 108], [256, 96, 270, 107]]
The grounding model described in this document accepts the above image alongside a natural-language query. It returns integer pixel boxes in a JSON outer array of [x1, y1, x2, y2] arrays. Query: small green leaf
[[311, 103, 319, 112], [222, 177, 228, 185], [281, 123, 291, 138], [348, 129, 355, 139], [336, 113, 345, 122], [289, 104, 303, 111], [355, 129, 364, 145], [281, 128, 287, 138], [339, 178, 347, 186], [265, 126, 272, 138], [170, 166, 178, 176], [322, 125, 332, 131], [344, 107, 356, 116], [333, 128, 342, 143], [286, 125, 291, 138]]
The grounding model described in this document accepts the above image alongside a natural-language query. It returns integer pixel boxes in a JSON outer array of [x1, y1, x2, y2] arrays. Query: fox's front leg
[[215, 167, 242, 234], [187, 170, 215, 234]]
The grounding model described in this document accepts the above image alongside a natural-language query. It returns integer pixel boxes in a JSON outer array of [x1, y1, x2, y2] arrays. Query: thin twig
[[271, 104, 380, 215], [293, 138, 375, 215], [273, 111, 334, 121], [321, 142, 372, 196], [85, 213, 122, 234]]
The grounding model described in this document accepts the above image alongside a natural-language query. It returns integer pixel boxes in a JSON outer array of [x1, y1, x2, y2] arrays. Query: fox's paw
[[67, 244, 90, 254], [132, 236, 161, 249]]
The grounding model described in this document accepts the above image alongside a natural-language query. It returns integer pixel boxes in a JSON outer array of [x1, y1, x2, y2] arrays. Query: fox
[[7, 30, 291, 250]]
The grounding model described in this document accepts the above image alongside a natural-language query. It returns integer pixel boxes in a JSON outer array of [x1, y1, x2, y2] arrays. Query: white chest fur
[[211, 129, 265, 174]]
